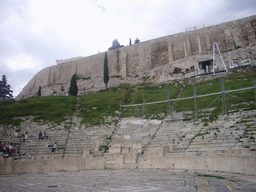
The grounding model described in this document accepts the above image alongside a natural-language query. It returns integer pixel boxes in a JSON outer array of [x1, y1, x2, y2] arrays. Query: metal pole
[[122, 87, 254, 107], [215, 42, 228, 72], [120, 101, 123, 118], [142, 92, 145, 117], [253, 79, 256, 102], [193, 82, 198, 120], [213, 43, 216, 75], [136, 106, 139, 116], [121, 86, 254, 107], [221, 78, 227, 115], [167, 89, 171, 116]]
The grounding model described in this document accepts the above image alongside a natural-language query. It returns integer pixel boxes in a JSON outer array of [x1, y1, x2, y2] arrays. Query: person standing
[[9, 143, 13, 155], [23, 132, 28, 142]]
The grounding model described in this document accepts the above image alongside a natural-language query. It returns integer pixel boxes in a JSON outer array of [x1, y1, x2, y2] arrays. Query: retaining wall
[[17, 15, 256, 99], [1, 149, 255, 175]]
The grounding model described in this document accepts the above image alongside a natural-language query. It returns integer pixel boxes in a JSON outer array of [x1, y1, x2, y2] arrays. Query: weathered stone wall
[[17, 15, 256, 99], [1, 149, 255, 175], [138, 152, 256, 175]]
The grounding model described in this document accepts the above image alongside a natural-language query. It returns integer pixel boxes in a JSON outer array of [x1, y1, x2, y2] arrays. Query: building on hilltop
[[16, 15, 256, 100]]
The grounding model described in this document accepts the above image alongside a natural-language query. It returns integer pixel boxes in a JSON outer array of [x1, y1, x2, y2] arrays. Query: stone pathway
[[0, 169, 256, 191]]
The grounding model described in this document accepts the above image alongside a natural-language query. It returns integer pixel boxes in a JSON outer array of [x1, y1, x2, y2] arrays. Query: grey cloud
[[0, 0, 88, 97], [1, 0, 256, 97]]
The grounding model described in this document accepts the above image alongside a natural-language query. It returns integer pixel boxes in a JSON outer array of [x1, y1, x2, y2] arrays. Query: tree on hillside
[[38, 86, 41, 96], [68, 74, 78, 96], [134, 37, 140, 44], [108, 39, 124, 51], [104, 52, 109, 90], [129, 38, 132, 45], [0, 75, 13, 99]]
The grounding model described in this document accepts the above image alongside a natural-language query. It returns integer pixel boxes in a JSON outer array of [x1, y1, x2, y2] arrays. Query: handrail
[[120, 86, 254, 107]]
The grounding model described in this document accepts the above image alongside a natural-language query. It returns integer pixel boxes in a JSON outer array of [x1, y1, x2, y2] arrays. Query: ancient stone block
[[17, 15, 256, 99], [109, 144, 122, 154]]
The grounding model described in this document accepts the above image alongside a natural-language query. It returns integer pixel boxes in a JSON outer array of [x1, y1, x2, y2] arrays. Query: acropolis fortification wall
[[17, 15, 256, 99]]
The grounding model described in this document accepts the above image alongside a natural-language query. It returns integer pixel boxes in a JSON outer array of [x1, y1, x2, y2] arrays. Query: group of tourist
[[0, 130, 57, 159], [38, 131, 47, 140], [22, 131, 57, 153], [38, 131, 57, 152], [22, 131, 48, 142], [0, 141, 16, 158]]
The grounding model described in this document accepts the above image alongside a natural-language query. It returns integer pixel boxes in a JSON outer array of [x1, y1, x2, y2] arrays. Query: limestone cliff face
[[17, 15, 256, 99]]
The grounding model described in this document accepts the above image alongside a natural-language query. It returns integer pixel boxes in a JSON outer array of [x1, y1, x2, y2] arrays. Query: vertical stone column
[[246, 22, 256, 46], [125, 52, 128, 77], [148, 41, 154, 70], [197, 36, 202, 54], [183, 41, 187, 57], [168, 40, 174, 63], [116, 49, 120, 74], [186, 37, 191, 56], [120, 51, 127, 77], [206, 35, 211, 50], [224, 29, 235, 50], [47, 66, 52, 86], [168, 40, 173, 63]]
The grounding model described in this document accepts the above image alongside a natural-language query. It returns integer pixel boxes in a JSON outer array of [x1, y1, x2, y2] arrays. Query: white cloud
[[4, 54, 41, 71], [0, 0, 256, 97]]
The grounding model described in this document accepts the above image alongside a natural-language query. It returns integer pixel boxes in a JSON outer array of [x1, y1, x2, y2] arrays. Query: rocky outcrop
[[17, 15, 256, 99]]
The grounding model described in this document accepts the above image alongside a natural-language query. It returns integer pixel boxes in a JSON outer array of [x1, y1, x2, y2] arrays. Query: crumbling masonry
[[17, 15, 256, 99]]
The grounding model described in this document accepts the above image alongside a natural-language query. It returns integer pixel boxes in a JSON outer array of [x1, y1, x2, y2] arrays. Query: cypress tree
[[38, 86, 41, 96], [68, 74, 78, 96], [0, 75, 13, 99], [104, 52, 109, 90], [129, 38, 132, 45]]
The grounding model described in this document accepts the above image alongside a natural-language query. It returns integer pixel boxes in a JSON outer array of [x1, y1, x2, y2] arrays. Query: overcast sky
[[1, 0, 256, 97]]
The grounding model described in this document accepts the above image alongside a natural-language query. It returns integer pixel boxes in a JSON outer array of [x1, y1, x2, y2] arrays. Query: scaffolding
[[213, 42, 228, 74], [120, 85, 255, 120]]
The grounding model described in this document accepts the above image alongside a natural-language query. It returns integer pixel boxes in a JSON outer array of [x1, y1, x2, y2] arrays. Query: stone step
[[190, 139, 236, 145], [187, 145, 235, 151], [165, 151, 208, 156], [19, 147, 65, 153]]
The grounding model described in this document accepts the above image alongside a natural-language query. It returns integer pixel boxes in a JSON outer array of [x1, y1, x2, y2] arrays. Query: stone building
[[17, 15, 256, 99]]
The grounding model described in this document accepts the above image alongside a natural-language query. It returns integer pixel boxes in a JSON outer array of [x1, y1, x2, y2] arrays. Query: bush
[[0, 99, 15, 106], [69, 74, 78, 96]]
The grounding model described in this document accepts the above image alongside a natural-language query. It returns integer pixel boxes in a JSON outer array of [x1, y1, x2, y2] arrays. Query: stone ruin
[[16, 15, 256, 99], [0, 107, 256, 175], [1, 15, 256, 176]]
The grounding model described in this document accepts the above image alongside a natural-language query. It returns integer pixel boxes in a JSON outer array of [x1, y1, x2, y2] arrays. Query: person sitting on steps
[[52, 142, 57, 152], [43, 131, 47, 139], [38, 131, 43, 140]]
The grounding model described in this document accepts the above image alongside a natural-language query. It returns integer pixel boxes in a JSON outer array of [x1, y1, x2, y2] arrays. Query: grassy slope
[[0, 96, 77, 125], [174, 69, 256, 116], [1, 68, 256, 126], [78, 87, 129, 125]]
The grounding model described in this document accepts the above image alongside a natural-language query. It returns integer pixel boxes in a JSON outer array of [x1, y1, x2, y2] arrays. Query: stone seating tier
[[1, 109, 256, 162]]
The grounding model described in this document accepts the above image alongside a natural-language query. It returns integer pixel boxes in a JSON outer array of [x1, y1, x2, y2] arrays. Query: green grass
[[1, 68, 256, 126], [122, 83, 181, 117], [79, 87, 129, 125], [0, 96, 77, 125], [196, 173, 226, 179], [174, 69, 256, 116]]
